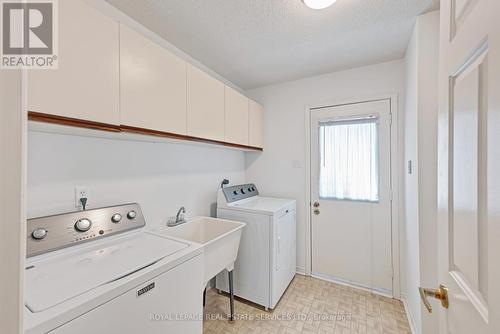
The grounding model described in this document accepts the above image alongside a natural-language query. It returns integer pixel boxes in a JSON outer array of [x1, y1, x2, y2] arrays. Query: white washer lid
[[25, 233, 188, 313], [227, 196, 295, 215]]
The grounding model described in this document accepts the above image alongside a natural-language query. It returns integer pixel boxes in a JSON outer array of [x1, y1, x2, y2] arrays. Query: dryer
[[216, 184, 296, 310]]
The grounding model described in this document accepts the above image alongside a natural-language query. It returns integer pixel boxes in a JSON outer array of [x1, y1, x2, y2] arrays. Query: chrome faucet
[[167, 207, 187, 227]]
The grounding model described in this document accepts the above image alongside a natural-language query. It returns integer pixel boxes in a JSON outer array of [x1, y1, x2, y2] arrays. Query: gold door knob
[[419, 285, 449, 313], [313, 209, 320, 215]]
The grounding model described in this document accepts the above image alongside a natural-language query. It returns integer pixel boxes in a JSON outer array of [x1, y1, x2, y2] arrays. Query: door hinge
[[389, 113, 393, 126]]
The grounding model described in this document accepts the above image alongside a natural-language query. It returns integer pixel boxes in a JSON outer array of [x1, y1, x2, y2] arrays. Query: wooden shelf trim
[[28, 111, 121, 132], [28, 111, 263, 151]]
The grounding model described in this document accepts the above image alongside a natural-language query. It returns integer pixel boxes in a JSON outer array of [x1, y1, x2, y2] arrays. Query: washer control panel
[[222, 183, 259, 203], [26, 203, 145, 257]]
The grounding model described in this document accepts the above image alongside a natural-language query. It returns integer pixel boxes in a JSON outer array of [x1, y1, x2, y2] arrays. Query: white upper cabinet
[[186, 64, 225, 141], [249, 99, 264, 148], [120, 25, 187, 134], [224, 86, 249, 145], [28, 0, 119, 125], [27, 0, 262, 150]]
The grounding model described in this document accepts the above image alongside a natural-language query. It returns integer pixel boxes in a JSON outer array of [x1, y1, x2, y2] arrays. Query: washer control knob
[[32, 228, 47, 240], [111, 213, 122, 223], [75, 218, 92, 232], [127, 210, 136, 220], [240, 189, 245, 194]]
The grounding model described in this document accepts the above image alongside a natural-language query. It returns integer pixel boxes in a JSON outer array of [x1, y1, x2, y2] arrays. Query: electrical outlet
[[75, 186, 89, 208]]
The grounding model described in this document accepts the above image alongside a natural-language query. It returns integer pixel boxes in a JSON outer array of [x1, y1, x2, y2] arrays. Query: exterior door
[[310, 99, 393, 294], [433, 0, 500, 333]]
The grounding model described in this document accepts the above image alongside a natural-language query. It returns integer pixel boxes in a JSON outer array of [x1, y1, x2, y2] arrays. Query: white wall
[[27, 131, 246, 228], [26, 1, 249, 223], [245, 59, 406, 273], [403, 10, 440, 334], [404, 19, 422, 333], [0, 71, 25, 333], [25, 0, 250, 224]]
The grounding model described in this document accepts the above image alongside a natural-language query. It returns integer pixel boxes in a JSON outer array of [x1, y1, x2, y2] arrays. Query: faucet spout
[[168, 207, 187, 227], [176, 207, 186, 222]]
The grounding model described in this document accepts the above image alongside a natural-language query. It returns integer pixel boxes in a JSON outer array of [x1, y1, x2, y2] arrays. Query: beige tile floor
[[203, 275, 411, 334]]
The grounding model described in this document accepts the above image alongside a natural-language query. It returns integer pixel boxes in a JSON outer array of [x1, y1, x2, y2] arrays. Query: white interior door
[[434, 1, 500, 333], [310, 99, 393, 294]]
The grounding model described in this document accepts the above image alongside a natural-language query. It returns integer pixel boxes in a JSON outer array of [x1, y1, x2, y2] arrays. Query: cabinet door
[[28, 0, 119, 125], [187, 64, 225, 141], [249, 99, 264, 148], [224, 86, 249, 145], [120, 25, 187, 134]]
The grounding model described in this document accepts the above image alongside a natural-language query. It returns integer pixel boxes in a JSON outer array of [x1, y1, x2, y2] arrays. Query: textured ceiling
[[107, 0, 439, 89]]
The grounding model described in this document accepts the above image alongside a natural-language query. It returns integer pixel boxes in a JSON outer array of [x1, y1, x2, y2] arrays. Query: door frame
[[304, 93, 401, 299], [0, 70, 27, 333]]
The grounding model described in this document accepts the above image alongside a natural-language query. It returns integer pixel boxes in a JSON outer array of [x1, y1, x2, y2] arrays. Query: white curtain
[[319, 118, 379, 201]]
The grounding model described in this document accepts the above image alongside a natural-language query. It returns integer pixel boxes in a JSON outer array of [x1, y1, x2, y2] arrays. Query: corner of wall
[[401, 7, 441, 334], [401, 293, 418, 334], [0, 69, 26, 334]]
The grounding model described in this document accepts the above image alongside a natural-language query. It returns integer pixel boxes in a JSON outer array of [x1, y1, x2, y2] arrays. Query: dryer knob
[[127, 211, 137, 220], [111, 213, 122, 223], [32, 228, 47, 240], [75, 218, 92, 232]]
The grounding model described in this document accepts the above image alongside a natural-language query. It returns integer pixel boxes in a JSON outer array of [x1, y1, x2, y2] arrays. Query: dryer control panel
[[26, 203, 145, 257], [222, 183, 259, 203]]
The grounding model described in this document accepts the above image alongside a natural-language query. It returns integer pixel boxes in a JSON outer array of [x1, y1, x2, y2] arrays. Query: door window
[[318, 116, 379, 202]]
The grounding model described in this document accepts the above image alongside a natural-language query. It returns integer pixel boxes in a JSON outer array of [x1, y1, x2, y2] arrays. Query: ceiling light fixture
[[302, 0, 337, 10]]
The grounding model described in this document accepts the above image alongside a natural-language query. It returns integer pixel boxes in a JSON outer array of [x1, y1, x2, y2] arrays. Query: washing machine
[[24, 203, 203, 334], [216, 183, 296, 310]]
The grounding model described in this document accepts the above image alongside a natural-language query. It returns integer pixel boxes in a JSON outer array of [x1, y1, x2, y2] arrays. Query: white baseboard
[[296, 266, 306, 275], [312, 272, 393, 298], [401, 293, 417, 334]]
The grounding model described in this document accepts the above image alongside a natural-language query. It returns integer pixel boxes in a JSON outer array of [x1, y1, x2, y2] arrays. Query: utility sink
[[155, 216, 245, 285]]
